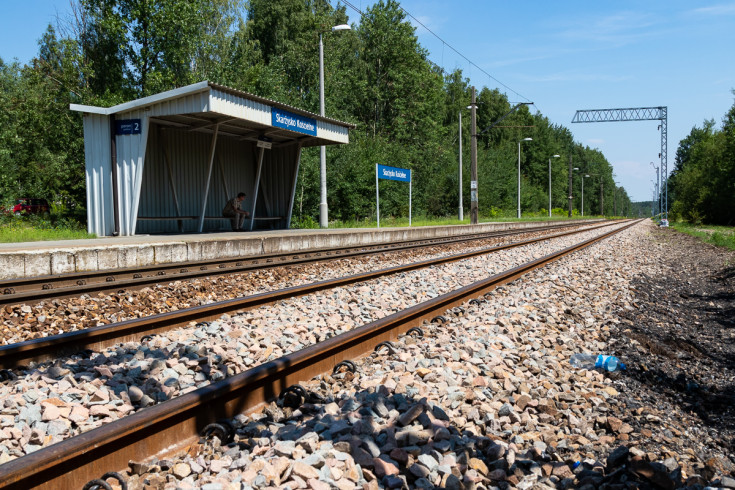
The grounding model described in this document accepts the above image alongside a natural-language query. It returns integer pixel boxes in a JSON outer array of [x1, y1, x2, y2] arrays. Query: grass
[[0, 215, 95, 243], [669, 221, 735, 251]]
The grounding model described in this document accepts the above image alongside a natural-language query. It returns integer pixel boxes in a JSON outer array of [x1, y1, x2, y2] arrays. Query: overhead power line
[[337, 0, 532, 103]]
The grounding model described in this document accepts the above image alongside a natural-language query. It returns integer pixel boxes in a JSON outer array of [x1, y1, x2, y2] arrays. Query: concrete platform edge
[[0, 220, 591, 280]]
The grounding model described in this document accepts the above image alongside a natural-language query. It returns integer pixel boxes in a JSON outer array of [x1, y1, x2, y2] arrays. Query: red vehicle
[[10, 198, 50, 216]]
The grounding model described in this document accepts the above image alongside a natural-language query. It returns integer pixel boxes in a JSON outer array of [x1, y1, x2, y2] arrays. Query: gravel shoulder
[[608, 224, 735, 478]]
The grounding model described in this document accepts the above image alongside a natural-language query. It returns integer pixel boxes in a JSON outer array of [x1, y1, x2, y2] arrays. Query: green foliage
[[669, 95, 735, 225], [0, 26, 87, 219], [1, 0, 639, 235]]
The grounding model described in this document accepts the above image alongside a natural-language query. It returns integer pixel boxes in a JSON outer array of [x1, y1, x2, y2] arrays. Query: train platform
[[0, 220, 589, 280]]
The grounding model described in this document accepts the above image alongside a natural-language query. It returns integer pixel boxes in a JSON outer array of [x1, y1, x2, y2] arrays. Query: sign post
[[375, 164, 380, 228], [375, 164, 412, 228]]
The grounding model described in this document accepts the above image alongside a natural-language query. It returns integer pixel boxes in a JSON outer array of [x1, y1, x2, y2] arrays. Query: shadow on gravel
[[609, 229, 735, 465], [231, 385, 647, 489]]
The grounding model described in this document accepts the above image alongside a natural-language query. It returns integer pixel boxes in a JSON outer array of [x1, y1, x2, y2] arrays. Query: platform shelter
[[71, 81, 353, 236]]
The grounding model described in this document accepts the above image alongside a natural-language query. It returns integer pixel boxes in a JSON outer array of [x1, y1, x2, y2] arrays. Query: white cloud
[[587, 138, 605, 145], [690, 3, 735, 15], [555, 11, 662, 48]]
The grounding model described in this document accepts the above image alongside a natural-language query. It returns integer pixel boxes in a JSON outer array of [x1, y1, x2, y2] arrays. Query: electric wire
[[338, 0, 532, 103]]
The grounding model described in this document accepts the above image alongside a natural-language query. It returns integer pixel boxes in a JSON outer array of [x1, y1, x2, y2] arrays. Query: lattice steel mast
[[572, 106, 668, 220]]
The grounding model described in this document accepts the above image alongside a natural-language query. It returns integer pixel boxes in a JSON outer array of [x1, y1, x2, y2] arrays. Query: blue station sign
[[115, 119, 142, 135], [271, 108, 317, 136], [377, 164, 411, 182]]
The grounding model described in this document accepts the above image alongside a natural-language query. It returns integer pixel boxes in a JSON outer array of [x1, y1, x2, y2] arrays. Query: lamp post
[[318, 24, 351, 229], [650, 162, 660, 217], [573, 167, 579, 214], [470, 88, 478, 224], [573, 168, 590, 216], [548, 154, 560, 217], [517, 137, 532, 219]]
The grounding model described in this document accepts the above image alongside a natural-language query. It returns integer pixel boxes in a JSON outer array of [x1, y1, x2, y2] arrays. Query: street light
[[517, 137, 532, 219], [572, 167, 579, 216], [319, 23, 351, 228], [548, 154, 560, 217], [650, 162, 659, 218]]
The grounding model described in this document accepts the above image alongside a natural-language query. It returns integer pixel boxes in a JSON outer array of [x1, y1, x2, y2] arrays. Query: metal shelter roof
[[70, 81, 354, 148]]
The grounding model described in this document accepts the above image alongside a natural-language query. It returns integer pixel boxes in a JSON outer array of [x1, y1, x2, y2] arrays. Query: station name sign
[[115, 119, 142, 135], [377, 164, 411, 182], [271, 108, 317, 136]]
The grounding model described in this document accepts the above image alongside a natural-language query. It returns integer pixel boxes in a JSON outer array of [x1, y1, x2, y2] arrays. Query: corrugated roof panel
[[317, 120, 349, 144], [113, 108, 149, 236], [83, 114, 113, 236], [210, 87, 271, 127]]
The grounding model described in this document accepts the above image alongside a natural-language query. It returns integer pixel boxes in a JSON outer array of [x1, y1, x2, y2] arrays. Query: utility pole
[[458, 111, 463, 221], [470, 87, 478, 225], [600, 180, 604, 216], [567, 155, 573, 217], [613, 186, 617, 216]]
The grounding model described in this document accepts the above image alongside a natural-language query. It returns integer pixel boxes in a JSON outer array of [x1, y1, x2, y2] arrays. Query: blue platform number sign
[[377, 164, 411, 182], [271, 108, 317, 136], [115, 119, 142, 135]]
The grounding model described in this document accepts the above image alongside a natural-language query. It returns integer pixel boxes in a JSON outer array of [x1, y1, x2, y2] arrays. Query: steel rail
[[0, 220, 625, 369], [0, 221, 603, 306], [0, 219, 642, 490]]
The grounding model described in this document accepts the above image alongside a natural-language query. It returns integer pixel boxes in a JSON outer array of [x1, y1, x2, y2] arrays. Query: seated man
[[222, 192, 250, 231]]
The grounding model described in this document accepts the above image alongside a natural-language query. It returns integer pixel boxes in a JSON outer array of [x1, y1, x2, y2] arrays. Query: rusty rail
[[0, 221, 625, 369], [0, 221, 603, 306], [0, 219, 641, 489]]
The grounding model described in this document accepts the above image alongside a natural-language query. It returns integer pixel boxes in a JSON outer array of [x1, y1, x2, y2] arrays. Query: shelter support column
[[109, 115, 121, 236], [198, 124, 220, 233], [287, 144, 304, 229], [160, 128, 184, 232], [249, 146, 266, 231]]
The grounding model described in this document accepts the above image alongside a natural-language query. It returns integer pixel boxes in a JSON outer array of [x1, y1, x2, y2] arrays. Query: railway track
[[0, 220, 624, 369], [0, 221, 603, 306], [0, 219, 641, 489]]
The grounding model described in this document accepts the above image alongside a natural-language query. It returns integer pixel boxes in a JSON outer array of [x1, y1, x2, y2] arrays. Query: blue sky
[[2, 1, 734, 202]]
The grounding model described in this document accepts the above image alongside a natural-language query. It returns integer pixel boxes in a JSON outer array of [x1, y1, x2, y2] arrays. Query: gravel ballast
[[120, 221, 735, 489], [0, 224, 628, 463]]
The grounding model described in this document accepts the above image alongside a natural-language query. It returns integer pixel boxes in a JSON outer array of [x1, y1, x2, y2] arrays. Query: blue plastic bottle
[[569, 353, 626, 372]]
